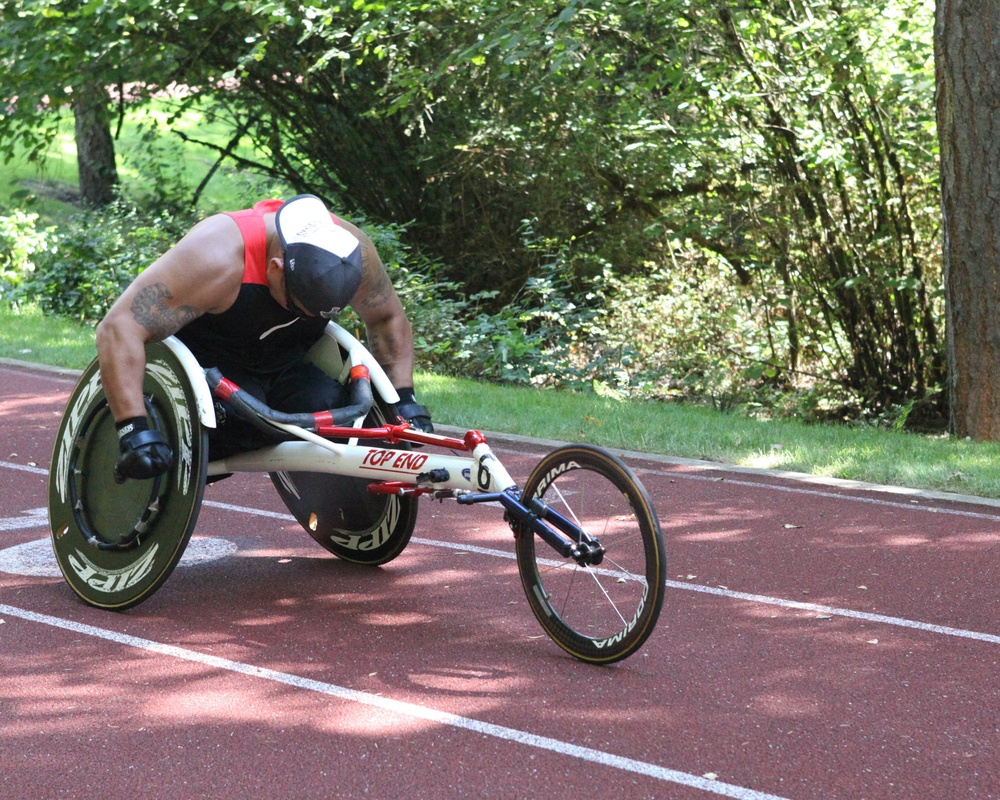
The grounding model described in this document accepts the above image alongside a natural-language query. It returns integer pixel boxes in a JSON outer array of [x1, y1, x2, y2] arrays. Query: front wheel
[[515, 445, 666, 664]]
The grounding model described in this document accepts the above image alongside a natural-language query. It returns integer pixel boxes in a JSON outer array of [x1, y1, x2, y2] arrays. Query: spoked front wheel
[[515, 445, 666, 664]]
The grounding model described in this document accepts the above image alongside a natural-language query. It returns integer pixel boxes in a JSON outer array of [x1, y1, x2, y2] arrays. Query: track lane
[[1, 362, 999, 799]]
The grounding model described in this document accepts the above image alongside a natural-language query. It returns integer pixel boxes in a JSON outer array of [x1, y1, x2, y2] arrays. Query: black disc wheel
[[48, 343, 209, 610], [271, 395, 418, 565], [515, 445, 666, 664]]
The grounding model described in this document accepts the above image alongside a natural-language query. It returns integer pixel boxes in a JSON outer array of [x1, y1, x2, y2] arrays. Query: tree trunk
[[936, 0, 1000, 440], [72, 80, 119, 207]]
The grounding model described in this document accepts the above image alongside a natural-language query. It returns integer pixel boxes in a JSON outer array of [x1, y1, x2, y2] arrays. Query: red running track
[[1, 361, 998, 799]]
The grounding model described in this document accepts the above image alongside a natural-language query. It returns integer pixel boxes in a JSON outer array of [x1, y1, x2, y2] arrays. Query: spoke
[[536, 550, 646, 630], [555, 564, 581, 619], [597, 554, 648, 585], [548, 482, 583, 529], [517, 448, 663, 662], [535, 550, 647, 583], [581, 565, 630, 626]]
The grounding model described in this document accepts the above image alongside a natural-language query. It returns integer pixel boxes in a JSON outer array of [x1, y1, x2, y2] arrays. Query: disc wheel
[[270, 395, 418, 565], [515, 445, 666, 664], [48, 343, 209, 610]]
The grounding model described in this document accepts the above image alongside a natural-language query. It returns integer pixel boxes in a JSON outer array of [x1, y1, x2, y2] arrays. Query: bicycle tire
[[515, 444, 666, 664], [270, 394, 418, 565]]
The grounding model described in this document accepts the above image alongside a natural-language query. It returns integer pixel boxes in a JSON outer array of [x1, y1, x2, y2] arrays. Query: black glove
[[395, 387, 434, 434], [114, 417, 174, 484]]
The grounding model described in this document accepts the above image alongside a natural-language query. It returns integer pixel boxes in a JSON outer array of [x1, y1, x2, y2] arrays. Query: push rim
[[48, 343, 208, 610]]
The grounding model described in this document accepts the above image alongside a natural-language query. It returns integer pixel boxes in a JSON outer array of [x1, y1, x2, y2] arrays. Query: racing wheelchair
[[48, 323, 666, 664]]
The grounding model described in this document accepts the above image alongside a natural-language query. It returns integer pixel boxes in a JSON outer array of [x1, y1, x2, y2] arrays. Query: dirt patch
[[15, 179, 81, 205]]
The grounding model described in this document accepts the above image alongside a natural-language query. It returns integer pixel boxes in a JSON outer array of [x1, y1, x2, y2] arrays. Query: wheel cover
[[48, 343, 208, 609], [270, 399, 417, 565]]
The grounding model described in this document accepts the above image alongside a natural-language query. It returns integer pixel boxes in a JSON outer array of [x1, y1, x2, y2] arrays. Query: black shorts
[[207, 358, 344, 459]]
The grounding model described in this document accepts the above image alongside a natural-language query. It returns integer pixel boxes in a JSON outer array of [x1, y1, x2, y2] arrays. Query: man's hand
[[114, 417, 174, 483], [395, 388, 434, 434]]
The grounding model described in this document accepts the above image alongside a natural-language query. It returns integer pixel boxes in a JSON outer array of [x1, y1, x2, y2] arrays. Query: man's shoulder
[[179, 214, 244, 262], [193, 212, 243, 236]]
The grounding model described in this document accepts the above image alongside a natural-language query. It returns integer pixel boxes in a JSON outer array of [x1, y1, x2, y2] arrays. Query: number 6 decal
[[477, 454, 495, 491]]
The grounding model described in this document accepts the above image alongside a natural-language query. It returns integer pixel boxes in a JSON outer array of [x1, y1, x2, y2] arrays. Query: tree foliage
[[202, 0, 940, 413], [2, 1, 124, 201], [0, 0, 942, 420]]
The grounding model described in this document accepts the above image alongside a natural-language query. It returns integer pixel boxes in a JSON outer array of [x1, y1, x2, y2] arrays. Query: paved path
[[1, 362, 998, 799]]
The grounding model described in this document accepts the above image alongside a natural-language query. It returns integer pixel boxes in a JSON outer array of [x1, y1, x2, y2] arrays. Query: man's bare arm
[[95, 214, 242, 421], [129, 283, 201, 340], [348, 230, 415, 389]]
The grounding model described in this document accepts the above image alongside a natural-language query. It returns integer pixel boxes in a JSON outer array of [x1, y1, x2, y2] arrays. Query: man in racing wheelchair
[[94, 194, 433, 480], [55, 197, 665, 662]]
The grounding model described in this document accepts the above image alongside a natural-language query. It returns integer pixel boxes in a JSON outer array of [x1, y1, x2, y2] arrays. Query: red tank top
[[174, 200, 328, 375], [224, 199, 283, 284]]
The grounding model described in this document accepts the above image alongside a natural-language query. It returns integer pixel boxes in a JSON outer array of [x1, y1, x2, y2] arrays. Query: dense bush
[[13, 201, 195, 323], [370, 218, 806, 410], [0, 210, 52, 303], [167, 0, 939, 417], [2, 0, 942, 426], [0, 201, 840, 415]]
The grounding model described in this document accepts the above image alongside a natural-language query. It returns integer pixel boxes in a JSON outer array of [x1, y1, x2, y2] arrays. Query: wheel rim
[[518, 446, 665, 662], [48, 344, 208, 609]]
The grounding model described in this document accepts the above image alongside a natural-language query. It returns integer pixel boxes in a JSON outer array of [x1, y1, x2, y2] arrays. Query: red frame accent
[[367, 481, 444, 497], [312, 422, 487, 452], [212, 377, 239, 401]]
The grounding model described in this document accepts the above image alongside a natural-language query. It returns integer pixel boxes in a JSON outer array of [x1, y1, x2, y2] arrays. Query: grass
[[419, 371, 1000, 500], [6, 301, 1000, 501], [0, 305, 96, 369]]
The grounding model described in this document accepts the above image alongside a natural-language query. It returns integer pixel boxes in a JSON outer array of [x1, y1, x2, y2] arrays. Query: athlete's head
[[275, 194, 363, 319]]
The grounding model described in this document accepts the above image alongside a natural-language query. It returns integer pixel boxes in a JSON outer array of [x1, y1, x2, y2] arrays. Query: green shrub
[[344, 219, 607, 387], [16, 201, 196, 323], [359, 223, 784, 404], [5, 198, 833, 421], [0, 209, 53, 303]]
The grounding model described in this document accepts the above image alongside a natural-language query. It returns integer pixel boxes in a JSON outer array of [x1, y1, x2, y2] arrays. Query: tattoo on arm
[[130, 282, 200, 340], [367, 329, 384, 362], [357, 265, 393, 312]]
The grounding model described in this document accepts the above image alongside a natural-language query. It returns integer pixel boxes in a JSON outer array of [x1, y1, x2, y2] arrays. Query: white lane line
[[414, 539, 1000, 645], [203, 499, 295, 520], [632, 465, 1000, 523], [411, 536, 515, 561], [0, 602, 792, 800], [12, 456, 1000, 522], [669, 582, 1000, 645], [0, 460, 48, 476], [200, 501, 1000, 646], [7, 470, 1000, 646], [0, 507, 48, 531], [0, 537, 238, 577]]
